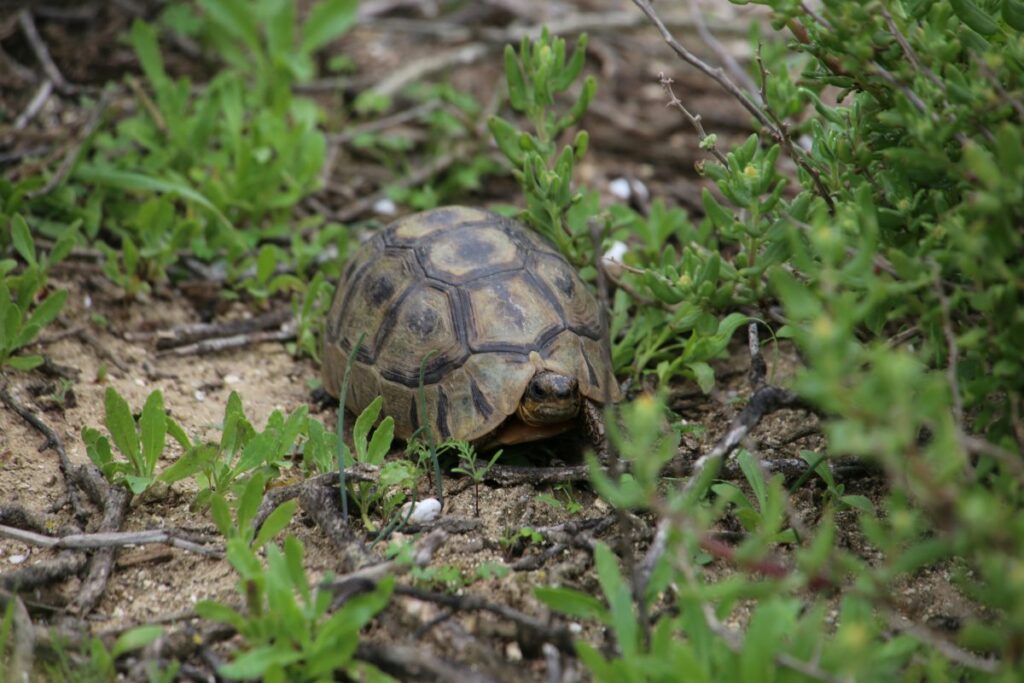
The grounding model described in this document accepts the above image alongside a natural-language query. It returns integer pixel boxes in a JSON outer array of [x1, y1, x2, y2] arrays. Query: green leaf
[[687, 361, 715, 393], [111, 625, 163, 658], [237, 473, 266, 535], [139, 390, 166, 473], [210, 493, 233, 537], [365, 416, 395, 465], [158, 445, 209, 484], [739, 450, 771, 514], [128, 20, 167, 90], [488, 115, 524, 165], [218, 645, 303, 679], [535, 586, 607, 620], [593, 542, 639, 657], [74, 165, 231, 229], [5, 354, 43, 370], [165, 416, 192, 451], [104, 388, 141, 471], [950, 0, 1000, 35], [353, 396, 383, 457], [195, 600, 247, 631], [841, 494, 875, 513], [25, 289, 68, 333], [302, 0, 359, 54], [503, 45, 528, 111], [197, 0, 260, 52], [253, 500, 297, 550], [125, 475, 154, 495], [1004, 0, 1024, 30], [11, 215, 36, 266]]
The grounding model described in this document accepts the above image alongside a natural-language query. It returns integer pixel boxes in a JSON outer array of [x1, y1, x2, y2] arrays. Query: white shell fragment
[[602, 240, 629, 279], [609, 177, 632, 200], [373, 198, 398, 216], [401, 498, 442, 524]]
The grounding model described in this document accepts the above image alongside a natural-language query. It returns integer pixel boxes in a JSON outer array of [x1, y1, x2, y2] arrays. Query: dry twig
[[0, 524, 223, 558]]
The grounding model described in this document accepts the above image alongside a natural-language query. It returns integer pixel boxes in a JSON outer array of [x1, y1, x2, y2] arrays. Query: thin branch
[[27, 86, 113, 199], [932, 276, 963, 428], [0, 524, 223, 558], [14, 78, 54, 130], [17, 9, 72, 93], [686, 0, 759, 97], [69, 485, 131, 616], [634, 0, 835, 210], [658, 72, 728, 165]]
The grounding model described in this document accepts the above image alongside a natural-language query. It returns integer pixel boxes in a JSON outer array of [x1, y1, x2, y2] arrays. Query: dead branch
[[394, 584, 576, 655], [68, 484, 131, 616], [156, 325, 295, 357], [0, 551, 88, 592], [14, 78, 54, 130], [127, 307, 292, 350], [27, 86, 113, 199], [356, 641, 501, 683], [17, 9, 72, 93], [0, 524, 223, 558]]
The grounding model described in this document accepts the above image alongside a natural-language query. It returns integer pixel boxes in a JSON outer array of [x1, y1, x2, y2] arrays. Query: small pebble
[[602, 240, 629, 278], [8, 554, 27, 565], [194, 389, 206, 402], [505, 642, 523, 662], [373, 198, 398, 216], [134, 378, 146, 387], [84, 294, 92, 309], [608, 177, 632, 200], [224, 374, 242, 385], [402, 498, 442, 524]]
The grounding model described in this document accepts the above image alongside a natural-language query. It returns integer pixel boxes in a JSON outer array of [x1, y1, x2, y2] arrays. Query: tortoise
[[321, 206, 620, 449]]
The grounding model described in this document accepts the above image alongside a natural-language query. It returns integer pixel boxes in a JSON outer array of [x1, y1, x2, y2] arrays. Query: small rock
[[224, 374, 242, 385], [134, 378, 146, 387], [602, 240, 629, 278], [505, 642, 523, 662], [402, 498, 442, 524], [373, 198, 397, 216], [194, 389, 206, 402], [8, 554, 27, 565], [608, 177, 632, 200]]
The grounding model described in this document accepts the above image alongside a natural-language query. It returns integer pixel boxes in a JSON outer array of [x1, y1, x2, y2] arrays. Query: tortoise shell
[[321, 206, 619, 444]]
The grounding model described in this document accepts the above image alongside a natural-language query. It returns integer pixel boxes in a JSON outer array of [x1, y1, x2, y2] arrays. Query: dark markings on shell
[[332, 254, 378, 341], [405, 303, 439, 338], [421, 207, 462, 225], [469, 378, 494, 419], [436, 387, 451, 439], [409, 399, 419, 433], [456, 234, 496, 261], [370, 284, 418, 362], [365, 274, 395, 306], [523, 270, 566, 327], [470, 324, 563, 355], [583, 353, 600, 388], [554, 271, 575, 297], [490, 280, 527, 331]]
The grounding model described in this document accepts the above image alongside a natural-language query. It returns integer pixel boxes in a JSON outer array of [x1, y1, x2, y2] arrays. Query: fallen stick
[[0, 524, 223, 558]]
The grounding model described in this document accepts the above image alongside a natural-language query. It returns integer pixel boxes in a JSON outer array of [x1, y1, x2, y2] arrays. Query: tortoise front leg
[[582, 399, 609, 461]]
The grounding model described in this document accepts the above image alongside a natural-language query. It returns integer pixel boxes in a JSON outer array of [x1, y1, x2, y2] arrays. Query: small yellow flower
[[812, 316, 834, 339]]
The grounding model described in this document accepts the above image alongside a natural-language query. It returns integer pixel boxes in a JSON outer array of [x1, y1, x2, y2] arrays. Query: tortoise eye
[[528, 382, 546, 400]]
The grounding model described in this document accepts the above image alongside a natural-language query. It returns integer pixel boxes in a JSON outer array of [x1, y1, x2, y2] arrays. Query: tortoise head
[[516, 371, 581, 426]]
